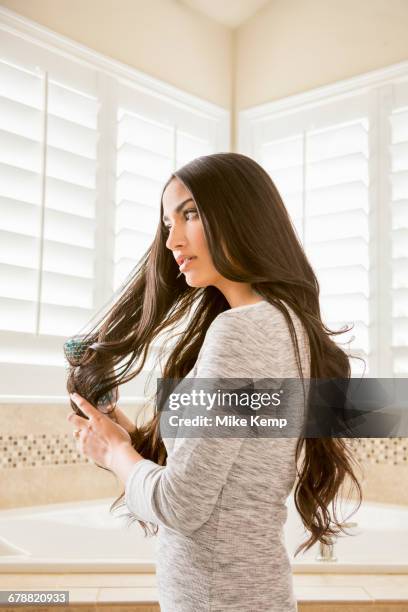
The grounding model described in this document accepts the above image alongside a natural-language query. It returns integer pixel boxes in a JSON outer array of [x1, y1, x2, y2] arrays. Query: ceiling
[[179, 0, 272, 28]]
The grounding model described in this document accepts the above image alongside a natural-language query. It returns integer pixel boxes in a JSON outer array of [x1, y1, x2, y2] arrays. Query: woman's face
[[162, 177, 223, 288]]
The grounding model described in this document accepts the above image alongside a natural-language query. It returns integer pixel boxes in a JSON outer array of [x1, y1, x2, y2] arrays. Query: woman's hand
[[109, 406, 137, 435], [67, 393, 133, 471]]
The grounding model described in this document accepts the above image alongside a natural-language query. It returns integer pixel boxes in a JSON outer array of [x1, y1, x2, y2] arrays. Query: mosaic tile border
[[0, 433, 90, 469], [0, 435, 407, 469], [347, 437, 408, 465]]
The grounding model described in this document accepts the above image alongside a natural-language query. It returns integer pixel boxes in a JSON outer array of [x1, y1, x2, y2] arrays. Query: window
[[239, 75, 408, 377], [0, 12, 229, 398]]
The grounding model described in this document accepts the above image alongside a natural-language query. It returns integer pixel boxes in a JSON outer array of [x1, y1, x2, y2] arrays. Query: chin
[[184, 275, 207, 288]]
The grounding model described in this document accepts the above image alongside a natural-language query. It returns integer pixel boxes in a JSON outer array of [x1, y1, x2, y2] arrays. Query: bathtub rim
[[1, 497, 408, 575]]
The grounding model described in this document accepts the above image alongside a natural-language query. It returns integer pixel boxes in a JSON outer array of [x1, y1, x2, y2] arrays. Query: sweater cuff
[[124, 458, 165, 524]]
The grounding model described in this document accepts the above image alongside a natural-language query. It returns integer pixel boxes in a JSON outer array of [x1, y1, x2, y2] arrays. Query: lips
[[178, 256, 197, 271], [176, 255, 196, 266]]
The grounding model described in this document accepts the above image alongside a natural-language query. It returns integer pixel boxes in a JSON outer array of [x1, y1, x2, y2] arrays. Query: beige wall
[[3, 0, 408, 148], [0, 0, 232, 109], [235, 0, 408, 111]]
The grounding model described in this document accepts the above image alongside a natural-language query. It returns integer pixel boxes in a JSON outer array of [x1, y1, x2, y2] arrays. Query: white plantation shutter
[[0, 11, 229, 398], [390, 83, 408, 376], [0, 60, 44, 332], [305, 120, 370, 375], [251, 93, 371, 376], [114, 109, 174, 289], [0, 34, 99, 340], [113, 82, 218, 291], [305, 121, 370, 376], [240, 74, 408, 378], [41, 81, 98, 336]]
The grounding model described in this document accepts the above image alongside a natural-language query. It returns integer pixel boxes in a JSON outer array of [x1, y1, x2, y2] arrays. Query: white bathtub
[[0, 495, 407, 574]]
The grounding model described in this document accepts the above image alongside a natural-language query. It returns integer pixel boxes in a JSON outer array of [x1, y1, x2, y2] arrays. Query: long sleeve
[[124, 313, 263, 536]]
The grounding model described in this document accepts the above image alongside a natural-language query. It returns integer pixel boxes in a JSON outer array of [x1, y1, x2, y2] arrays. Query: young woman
[[66, 152, 362, 612]]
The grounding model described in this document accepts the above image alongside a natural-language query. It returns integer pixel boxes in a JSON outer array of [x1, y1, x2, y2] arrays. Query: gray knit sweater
[[125, 300, 311, 611]]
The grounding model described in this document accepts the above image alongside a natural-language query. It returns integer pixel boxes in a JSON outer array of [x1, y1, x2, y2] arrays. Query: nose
[[165, 225, 187, 251]]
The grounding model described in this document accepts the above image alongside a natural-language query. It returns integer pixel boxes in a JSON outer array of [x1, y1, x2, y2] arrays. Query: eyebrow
[[162, 198, 194, 223]]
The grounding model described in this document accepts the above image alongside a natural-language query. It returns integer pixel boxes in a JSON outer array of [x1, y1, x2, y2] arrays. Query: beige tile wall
[[0, 402, 407, 508], [0, 402, 144, 509], [345, 438, 408, 505]]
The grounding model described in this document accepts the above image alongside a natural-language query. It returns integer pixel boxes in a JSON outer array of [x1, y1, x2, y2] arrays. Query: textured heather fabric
[[125, 300, 311, 612]]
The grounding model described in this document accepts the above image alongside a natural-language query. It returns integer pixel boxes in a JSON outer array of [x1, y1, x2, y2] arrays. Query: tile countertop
[[0, 573, 408, 606]]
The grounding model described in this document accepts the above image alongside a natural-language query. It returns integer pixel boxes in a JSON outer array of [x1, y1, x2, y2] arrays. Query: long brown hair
[[65, 152, 363, 556]]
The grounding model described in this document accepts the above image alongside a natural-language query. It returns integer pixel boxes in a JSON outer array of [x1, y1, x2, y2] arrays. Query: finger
[[70, 393, 100, 420], [67, 413, 89, 429]]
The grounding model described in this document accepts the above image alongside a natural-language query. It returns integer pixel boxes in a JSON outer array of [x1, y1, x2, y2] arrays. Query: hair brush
[[63, 335, 118, 418]]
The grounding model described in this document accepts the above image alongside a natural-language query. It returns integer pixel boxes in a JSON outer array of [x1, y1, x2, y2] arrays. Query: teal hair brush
[[63, 335, 118, 418]]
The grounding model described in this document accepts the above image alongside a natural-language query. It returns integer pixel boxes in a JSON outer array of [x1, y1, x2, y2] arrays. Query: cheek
[[190, 223, 208, 254]]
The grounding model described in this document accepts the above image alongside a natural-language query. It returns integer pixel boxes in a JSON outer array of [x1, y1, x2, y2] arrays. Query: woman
[[66, 153, 362, 612]]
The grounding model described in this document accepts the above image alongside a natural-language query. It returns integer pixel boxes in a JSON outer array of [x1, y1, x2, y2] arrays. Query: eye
[[184, 208, 199, 220], [163, 209, 199, 234]]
